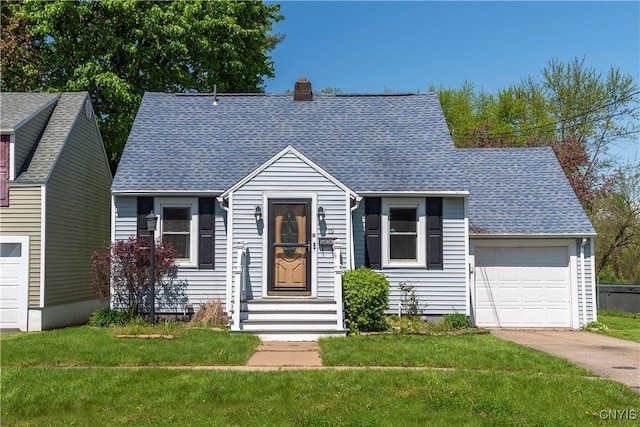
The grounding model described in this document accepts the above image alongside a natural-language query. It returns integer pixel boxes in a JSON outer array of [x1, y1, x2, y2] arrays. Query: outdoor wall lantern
[[146, 211, 158, 326], [318, 206, 325, 222], [255, 206, 262, 221]]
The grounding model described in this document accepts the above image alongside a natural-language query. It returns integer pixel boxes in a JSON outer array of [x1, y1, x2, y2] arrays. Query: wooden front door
[[268, 199, 311, 295]]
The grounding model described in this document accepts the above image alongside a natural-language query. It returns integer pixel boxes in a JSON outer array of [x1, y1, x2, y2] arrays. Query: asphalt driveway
[[491, 329, 640, 392]]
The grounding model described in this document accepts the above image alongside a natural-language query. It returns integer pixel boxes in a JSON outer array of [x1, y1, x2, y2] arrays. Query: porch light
[[255, 206, 262, 221], [318, 206, 325, 222], [146, 211, 158, 326], [146, 210, 158, 233]]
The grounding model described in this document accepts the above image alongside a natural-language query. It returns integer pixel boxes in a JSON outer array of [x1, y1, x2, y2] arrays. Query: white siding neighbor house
[[111, 79, 596, 340], [0, 92, 112, 331]]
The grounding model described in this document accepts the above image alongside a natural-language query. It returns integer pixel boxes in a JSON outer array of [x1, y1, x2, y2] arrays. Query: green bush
[[342, 267, 389, 333], [442, 313, 469, 329], [584, 321, 609, 332], [88, 308, 129, 327]]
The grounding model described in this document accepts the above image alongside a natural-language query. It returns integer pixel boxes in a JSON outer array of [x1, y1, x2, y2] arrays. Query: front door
[[268, 199, 311, 295]]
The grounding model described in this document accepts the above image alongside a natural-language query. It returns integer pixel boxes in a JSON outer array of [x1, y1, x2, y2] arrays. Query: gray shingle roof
[[113, 91, 594, 235], [458, 148, 595, 235], [112, 92, 464, 193], [16, 92, 89, 183], [0, 92, 59, 131]]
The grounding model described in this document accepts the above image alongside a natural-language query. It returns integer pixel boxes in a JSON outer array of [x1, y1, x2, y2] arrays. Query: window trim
[[154, 197, 198, 268], [381, 198, 426, 268]]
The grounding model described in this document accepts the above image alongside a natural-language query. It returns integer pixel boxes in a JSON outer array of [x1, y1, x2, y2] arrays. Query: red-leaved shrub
[[90, 237, 177, 319]]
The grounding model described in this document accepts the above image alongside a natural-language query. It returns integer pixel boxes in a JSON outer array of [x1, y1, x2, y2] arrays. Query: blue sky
[[264, 1, 639, 161]]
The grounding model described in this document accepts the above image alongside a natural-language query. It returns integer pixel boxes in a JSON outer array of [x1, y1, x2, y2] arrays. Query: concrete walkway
[[491, 329, 640, 392], [246, 341, 323, 368]]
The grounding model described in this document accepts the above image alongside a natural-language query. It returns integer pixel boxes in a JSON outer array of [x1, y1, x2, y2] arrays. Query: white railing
[[231, 240, 246, 331], [333, 239, 345, 330]]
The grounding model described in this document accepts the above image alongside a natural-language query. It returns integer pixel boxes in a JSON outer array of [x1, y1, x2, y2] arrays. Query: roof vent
[[293, 77, 313, 101]]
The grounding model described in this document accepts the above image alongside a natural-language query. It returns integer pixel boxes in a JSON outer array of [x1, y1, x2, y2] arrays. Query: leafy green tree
[[592, 164, 640, 282], [0, 0, 283, 171]]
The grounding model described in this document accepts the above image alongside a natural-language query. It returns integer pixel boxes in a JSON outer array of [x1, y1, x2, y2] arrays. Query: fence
[[597, 284, 640, 313]]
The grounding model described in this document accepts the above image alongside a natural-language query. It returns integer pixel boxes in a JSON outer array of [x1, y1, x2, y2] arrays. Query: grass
[[0, 325, 260, 367], [2, 324, 639, 426], [2, 368, 639, 426], [592, 310, 640, 343], [319, 334, 591, 375]]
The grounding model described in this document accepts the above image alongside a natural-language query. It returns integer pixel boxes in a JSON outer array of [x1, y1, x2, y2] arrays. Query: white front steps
[[234, 298, 347, 341]]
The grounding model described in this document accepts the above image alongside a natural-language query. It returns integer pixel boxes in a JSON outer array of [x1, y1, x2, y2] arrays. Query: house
[[0, 92, 112, 331], [111, 79, 597, 340]]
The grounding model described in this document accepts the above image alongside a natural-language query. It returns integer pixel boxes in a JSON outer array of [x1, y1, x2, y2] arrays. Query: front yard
[[1, 325, 639, 426]]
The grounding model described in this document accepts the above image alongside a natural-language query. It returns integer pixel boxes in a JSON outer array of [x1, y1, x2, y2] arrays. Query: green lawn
[[319, 334, 590, 375], [2, 326, 639, 426], [2, 368, 638, 426], [594, 310, 640, 343], [0, 326, 260, 366]]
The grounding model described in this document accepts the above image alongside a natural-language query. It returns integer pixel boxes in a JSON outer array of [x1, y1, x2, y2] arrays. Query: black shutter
[[198, 198, 215, 269], [137, 197, 154, 237], [364, 197, 382, 269], [426, 197, 443, 270]]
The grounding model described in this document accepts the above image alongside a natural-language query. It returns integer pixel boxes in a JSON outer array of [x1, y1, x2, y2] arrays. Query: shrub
[[88, 308, 129, 327], [584, 321, 609, 332], [442, 313, 469, 329], [342, 267, 389, 333], [90, 237, 179, 320]]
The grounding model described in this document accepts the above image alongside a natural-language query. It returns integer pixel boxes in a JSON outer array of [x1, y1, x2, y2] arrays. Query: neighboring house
[[111, 79, 596, 340], [0, 92, 112, 331]]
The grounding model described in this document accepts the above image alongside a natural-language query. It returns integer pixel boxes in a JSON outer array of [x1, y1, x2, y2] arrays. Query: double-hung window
[[381, 198, 426, 267], [155, 198, 198, 267]]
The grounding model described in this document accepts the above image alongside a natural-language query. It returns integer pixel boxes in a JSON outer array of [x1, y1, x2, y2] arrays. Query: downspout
[[349, 196, 362, 270], [580, 238, 587, 327]]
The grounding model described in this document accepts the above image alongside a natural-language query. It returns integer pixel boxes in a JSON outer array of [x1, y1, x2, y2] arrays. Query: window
[[162, 207, 191, 258], [155, 198, 198, 267], [389, 207, 418, 260], [381, 198, 425, 267]]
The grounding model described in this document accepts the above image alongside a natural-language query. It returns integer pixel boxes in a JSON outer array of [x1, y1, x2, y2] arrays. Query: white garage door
[[0, 238, 28, 330], [474, 245, 571, 328]]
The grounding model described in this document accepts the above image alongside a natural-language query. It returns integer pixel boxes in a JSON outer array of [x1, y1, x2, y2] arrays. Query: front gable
[[219, 145, 359, 202]]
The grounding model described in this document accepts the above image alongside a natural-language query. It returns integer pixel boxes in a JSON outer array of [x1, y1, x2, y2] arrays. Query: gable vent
[[293, 77, 313, 101]]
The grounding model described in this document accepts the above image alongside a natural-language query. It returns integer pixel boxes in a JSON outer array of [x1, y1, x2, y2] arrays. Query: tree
[[592, 164, 640, 282], [0, 0, 283, 172], [0, 2, 44, 91]]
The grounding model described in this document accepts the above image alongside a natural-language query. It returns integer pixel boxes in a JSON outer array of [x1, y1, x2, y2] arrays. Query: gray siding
[[231, 151, 349, 299], [353, 197, 467, 314], [0, 186, 42, 306], [14, 102, 56, 175], [113, 196, 228, 311], [44, 106, 112, 306]]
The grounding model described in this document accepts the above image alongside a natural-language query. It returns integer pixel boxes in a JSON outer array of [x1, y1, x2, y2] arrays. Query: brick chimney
[[293, 77, 313, 101]]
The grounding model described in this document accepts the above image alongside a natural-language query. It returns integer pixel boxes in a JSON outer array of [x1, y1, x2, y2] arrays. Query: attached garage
[[472, 241, 576, 328], [0, 236, 29, 330]]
